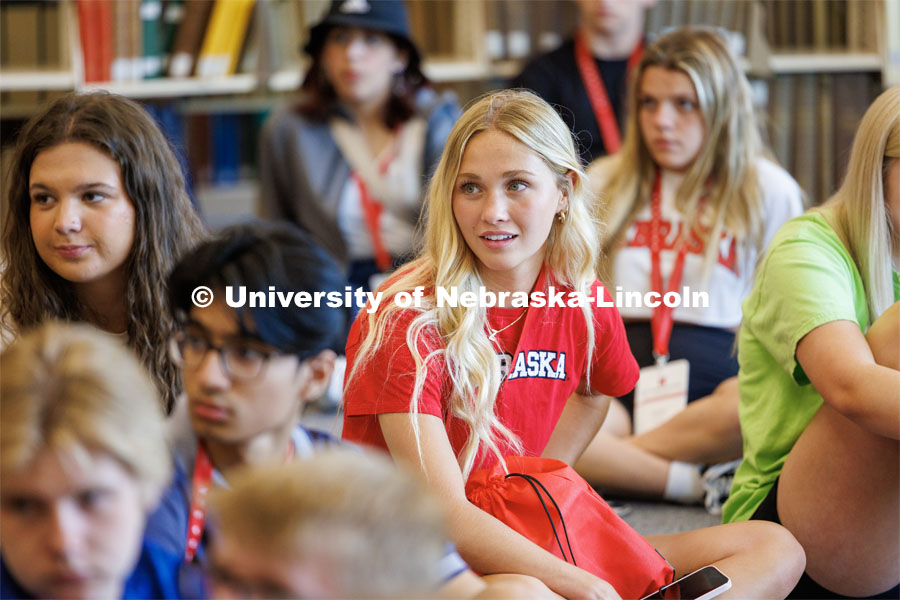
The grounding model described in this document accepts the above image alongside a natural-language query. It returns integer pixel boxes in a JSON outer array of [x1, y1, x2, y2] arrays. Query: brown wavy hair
[[0, 92, 206, 413]]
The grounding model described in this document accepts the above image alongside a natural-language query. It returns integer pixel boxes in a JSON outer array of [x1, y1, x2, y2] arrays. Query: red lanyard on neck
[[354, 125, 403, 273], [184, 442, 212, 561], [648, 171, 705, 362], [574, 30, 643, 155], [184, 440, 296, 562], [355, 175, 393, 272]]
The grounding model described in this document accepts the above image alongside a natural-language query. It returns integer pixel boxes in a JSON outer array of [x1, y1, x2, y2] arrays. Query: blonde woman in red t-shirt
[[342, 89, 804, 599]]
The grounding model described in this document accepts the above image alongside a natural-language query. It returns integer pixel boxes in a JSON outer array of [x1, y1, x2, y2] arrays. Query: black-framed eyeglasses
[[169, 328, 283, 381]]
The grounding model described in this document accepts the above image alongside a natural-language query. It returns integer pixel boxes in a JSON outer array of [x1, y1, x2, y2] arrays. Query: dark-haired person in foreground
[[145, 220, 349, 570], [146, 220, 554, 599]]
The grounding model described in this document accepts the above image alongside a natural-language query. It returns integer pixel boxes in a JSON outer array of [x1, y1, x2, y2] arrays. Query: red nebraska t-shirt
[[342, 272, 639, 470]]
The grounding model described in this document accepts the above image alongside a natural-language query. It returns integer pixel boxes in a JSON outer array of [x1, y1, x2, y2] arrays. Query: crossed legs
[[774, 303, 900, 596]]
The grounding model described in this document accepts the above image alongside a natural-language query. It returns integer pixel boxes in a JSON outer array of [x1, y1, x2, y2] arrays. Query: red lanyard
[[574, 30, 643, 155], [184, 442, 212, 561], [354, 125, 402, 273], [355, 175, 393, 272], [648, 171, 705, 361], [184, 441, 295, 562]]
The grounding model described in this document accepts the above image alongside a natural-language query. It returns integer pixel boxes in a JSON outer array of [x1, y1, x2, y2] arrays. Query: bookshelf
[[3, 1, 893, 94], [1, 0, 896, 222], [1, 71, 76, 91], [81, 73, 257, 98], [768, 52, 883, 73]]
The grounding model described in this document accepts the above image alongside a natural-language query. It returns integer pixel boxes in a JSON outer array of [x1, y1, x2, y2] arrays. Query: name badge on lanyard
[[634, 359, 690, 434], [633, 171, 704, 434]]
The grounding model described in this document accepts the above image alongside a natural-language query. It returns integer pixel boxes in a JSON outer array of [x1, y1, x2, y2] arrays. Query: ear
[[298, 349, 338, 403], [558, 169, 577, 213]]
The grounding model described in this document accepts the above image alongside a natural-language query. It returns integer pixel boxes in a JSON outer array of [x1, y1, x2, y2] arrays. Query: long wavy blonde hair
[[347, 90, 601, 478], [816, 85, 900, 322], [595, 27, 767, 281]]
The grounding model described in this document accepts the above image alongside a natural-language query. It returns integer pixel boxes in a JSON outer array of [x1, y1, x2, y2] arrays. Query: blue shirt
[[1, 538, 181, 599], [145, 426, 343, 561], [145, 425, 469, 592]]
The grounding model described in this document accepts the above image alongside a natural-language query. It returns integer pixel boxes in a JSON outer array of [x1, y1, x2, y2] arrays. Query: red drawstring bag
[[465, 456, 675, 599]]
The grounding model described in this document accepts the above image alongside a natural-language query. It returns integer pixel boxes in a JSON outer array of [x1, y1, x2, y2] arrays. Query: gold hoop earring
[[556, 210, 567, 224]]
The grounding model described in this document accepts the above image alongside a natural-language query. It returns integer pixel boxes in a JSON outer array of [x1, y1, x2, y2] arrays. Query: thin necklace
[[487, 307, 528, 342]]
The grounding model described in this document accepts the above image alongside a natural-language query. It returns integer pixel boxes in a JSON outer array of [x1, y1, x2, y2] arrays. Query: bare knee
[[759, 521, 806, 571], [744, 521, 807, 595], [867, 300, 900, 369], [712, 376, 739, 398]]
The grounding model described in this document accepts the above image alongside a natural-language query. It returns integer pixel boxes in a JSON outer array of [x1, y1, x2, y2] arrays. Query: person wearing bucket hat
[[258, 0, 460, 294], [304, 0, 421, 69]]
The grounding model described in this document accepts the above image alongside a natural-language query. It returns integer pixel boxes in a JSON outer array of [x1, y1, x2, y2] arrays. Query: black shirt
[[510, 39, 629, 165]]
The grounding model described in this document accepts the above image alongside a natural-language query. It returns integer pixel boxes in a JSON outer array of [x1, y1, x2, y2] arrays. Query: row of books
[[3, 0, 889, 89], [763, 0, 882, 52], [76, 0, 256, 83], [481, 0, 581, 62], [429, 0, 765, 66], [765, 72, 879, 206], [146, 104, 268, 190], [645, 0, 760, 49], [0, 0, 334, 85], [0, 1, 65, 72]]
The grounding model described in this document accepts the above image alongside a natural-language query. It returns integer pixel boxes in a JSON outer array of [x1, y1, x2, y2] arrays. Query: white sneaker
[[702, 459, 741, 516]]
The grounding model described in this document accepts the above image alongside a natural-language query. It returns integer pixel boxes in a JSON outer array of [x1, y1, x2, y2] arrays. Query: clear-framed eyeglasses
[[169, 328, 282, 381]]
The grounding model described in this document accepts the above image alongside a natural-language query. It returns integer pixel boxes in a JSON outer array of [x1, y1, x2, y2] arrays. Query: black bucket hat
[[304, 0, 421, 65]]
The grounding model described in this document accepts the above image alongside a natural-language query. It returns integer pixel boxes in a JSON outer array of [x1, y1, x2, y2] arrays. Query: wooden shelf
[[79, 74, 258, 98], [267, 69, 302, 92], [0, 50, 888, 100], [0, 70, 76, 91], [768, 52, 883, 74]]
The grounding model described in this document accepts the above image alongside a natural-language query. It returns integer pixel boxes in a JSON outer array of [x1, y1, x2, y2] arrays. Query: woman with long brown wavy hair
[[1, 91, 205, 413]]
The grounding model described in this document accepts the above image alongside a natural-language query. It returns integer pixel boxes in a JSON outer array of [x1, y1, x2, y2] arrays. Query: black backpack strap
[[505, 472, 577, 566]]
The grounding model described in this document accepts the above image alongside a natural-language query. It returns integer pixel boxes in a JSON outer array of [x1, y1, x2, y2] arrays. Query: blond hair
[[816, 85, 900, 321], [347, 90, 601, 478], [0, 321, 171, 505], [210, 450, 448, 598], [595, 27, 767, 281]]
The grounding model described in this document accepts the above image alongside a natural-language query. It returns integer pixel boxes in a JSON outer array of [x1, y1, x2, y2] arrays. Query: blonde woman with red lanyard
[[576, 27, 803, 507], [510, 0, 654, 164], [258, 0, 460, 293]]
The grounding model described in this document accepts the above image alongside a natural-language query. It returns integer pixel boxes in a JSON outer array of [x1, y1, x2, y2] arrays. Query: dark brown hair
[[1, 91, 206, 413]]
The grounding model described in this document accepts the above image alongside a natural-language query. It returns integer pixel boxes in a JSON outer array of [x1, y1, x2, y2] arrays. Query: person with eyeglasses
[[142, 220, 349, 591], [146, 220, 554, 599]]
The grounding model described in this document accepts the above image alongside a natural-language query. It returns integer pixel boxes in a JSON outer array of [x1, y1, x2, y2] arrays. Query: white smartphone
[[639, 565, 732, 600]]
